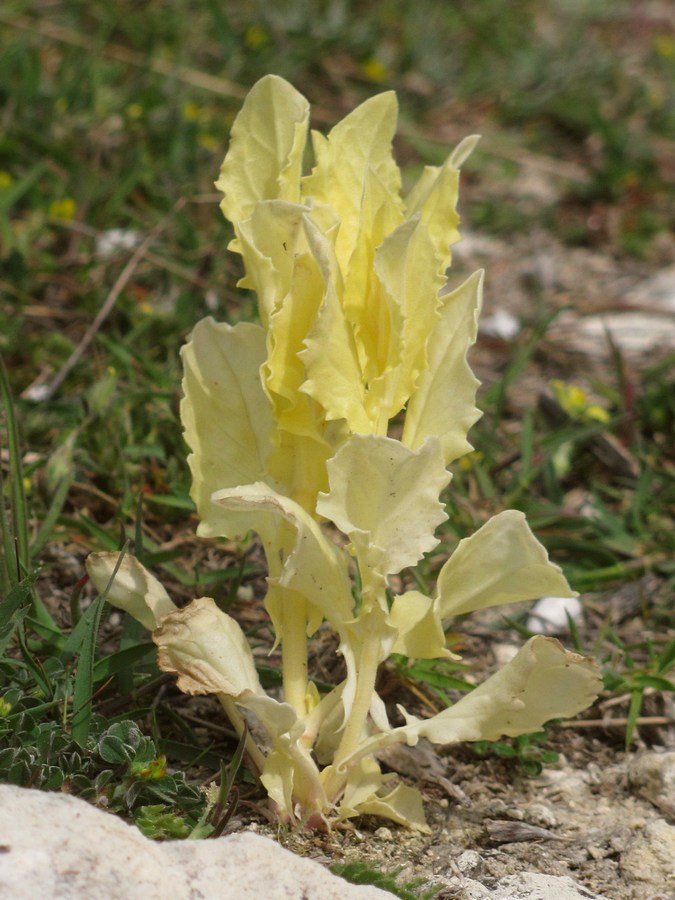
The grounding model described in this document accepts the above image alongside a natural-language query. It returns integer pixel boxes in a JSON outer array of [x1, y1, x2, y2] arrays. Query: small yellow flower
[[244, 24, 268, 50], [48, 197, 76, 221], [361, 57, 388, 83], [131, 755, 168, 780], [126, 102, 143, 119], [551, 379, 610, 423], [198, 133, 219, 152], [182, 101, 201, 122], [0, 171, 13, 190], [654, 34, 675, 58], [458, 450, 484, 472]]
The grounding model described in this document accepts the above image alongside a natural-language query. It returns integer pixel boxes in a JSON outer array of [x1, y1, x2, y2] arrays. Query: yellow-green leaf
[[235, 200, 309, 326], [154, 597, 265, 700], [402, 636, 601, 744], [302, 91, 404, 271], [371, 215, 443, 423], [85, 552, 176, 631], [299, 215, 371, 432], [216, 75, 309, 233], [211, 482, 355, 634], [389, 590, 455, 660], [404, 136, 479, 274], [436, 509, 575, 620], [402, 270, 483, 464], [339, 636, 601, 766], [317, 435, 450, 578], [337, 757, 429, 832], [180, 318, 274, 538]]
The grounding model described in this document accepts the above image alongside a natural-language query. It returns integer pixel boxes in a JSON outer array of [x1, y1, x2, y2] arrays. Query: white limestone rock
[[624, 263, 675, 313], [619, 818, 675, 895], [463, 873, 607, 899], [628, 750, 675, 817], [549, 264, 675, 361], [526, 596, 583, 636], [0, 785, 390, 899]]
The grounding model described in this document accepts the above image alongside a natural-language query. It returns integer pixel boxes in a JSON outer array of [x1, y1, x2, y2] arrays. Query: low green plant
[[471, 730, 560, 777], [602, 637, 675, 751], [331, 860, 442, 899], [0, 699, 205, 831]]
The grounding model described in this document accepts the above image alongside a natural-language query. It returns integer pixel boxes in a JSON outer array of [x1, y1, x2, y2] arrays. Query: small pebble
[[525, 803, 557, 828], [456, 850, 482, 874], [374, 827, 392, 841], [628, 751, 675, 817], [492, 642, 519, 667], [96, 228, 141, 259], [479, 309, 520, 340], [527, 596, 583, 635]]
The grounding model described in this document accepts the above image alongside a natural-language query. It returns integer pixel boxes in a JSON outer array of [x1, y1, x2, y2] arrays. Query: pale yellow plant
[[87, 75, 601, 831]]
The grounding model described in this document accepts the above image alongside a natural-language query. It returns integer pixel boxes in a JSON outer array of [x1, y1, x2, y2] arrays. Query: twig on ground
[[558, 716, 673, 729], [0, 14, 247, 101]]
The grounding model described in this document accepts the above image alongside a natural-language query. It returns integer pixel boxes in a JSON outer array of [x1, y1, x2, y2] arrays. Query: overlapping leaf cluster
[[87, 76, 600, 830]]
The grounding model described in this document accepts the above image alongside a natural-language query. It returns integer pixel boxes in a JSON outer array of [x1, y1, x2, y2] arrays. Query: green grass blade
[[70, 593, 107, 746], [0, 356, 57, 629], [657, 640, 675, 675], [93, 642, 156, 683], [16, 625, 54, 699], [0, 572, 38, 654], [0, 448, 14, 596], [30, 472, 73, 558], [70, 545, 129, 746], [0, 354, 29, 588], [115, 496, 147, 694], [60, 514, 122, 549], [624, 689, 644, 751]]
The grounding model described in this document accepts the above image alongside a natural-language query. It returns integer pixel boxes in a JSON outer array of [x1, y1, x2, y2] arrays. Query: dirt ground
[[263, 743, 674, 899]]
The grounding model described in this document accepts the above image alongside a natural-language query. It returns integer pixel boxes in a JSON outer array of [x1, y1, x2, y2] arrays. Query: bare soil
[[260, 744, 673, 899]]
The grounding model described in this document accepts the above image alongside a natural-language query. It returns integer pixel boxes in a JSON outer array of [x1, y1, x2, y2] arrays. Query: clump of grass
[[331, 859, 443, 899]]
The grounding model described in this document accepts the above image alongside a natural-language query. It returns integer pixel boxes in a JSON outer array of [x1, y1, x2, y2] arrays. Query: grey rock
[[549, 261, 675, 358], [625, 263, 675, 313], [462, 873, 607, 899], [0, 785, 390, 899], [456, 849, 482, 875], [628, 750, 675, 817], [619, 819, 675, 894], [553, 310, 675, 357]]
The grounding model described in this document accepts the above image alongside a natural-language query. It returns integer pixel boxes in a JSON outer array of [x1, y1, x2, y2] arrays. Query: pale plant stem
[[283, 737, 327, 818], [323, 605, 383, 801], [281, 589, 309, 717], [218, 695, 266, 777], [334, 636, 380, 763], [276, 449, 317, 718]]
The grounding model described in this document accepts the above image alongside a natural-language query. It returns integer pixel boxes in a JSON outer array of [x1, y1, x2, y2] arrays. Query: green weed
[[331, 859, 443, 899]]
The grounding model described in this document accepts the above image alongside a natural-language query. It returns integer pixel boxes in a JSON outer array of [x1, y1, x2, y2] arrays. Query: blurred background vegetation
[[0, 0, 673, 836]]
